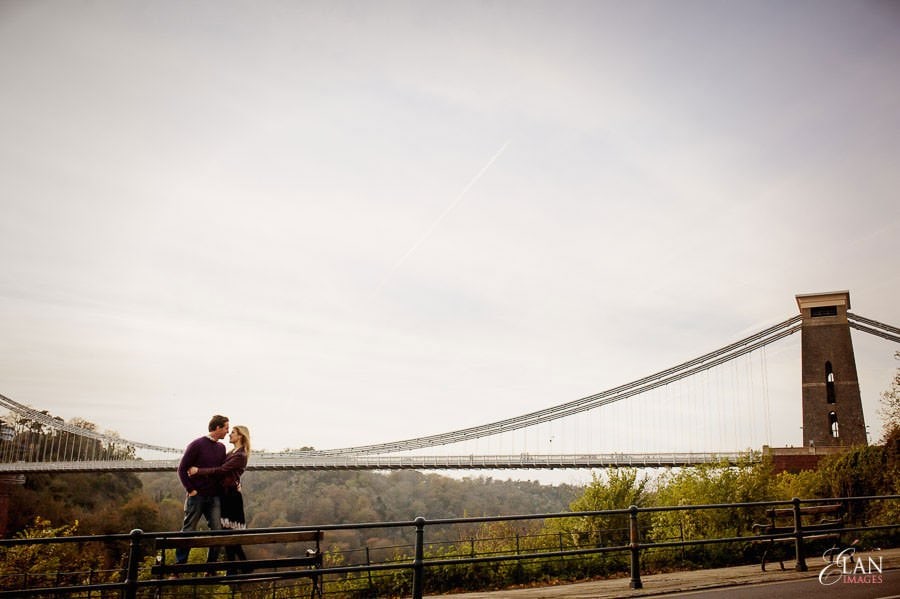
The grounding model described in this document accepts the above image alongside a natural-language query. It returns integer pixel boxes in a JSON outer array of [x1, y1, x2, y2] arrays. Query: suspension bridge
[[1, 291, 897, 474]]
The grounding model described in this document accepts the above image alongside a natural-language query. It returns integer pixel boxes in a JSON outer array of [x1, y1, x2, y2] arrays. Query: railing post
[[124, 529, 143, 599], [628, 505, 643, 589], [412, 516, 426, 599], [791, 498, 808, 571]]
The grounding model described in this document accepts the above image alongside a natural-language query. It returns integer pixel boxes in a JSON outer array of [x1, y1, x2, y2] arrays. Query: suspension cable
[[848, 312, 900, 336], [307, 317, 802, 456], [0, 393, 181, 453], [849, 322, 900, 344], [7, 312, 893, 461], [847, 313, 900, 344]]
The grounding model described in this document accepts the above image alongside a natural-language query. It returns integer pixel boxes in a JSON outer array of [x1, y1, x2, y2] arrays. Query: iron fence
[[1, 494, 898, 598]]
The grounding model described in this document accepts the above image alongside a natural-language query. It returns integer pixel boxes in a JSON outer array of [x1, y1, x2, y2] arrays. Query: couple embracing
[[175, 415, 251, 571]]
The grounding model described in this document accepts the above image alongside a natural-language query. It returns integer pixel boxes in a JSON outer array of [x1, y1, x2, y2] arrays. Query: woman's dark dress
[[196, 447, 248, 571]]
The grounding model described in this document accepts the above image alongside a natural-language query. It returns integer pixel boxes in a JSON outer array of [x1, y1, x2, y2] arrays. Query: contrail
[[373, 140, 510, 294]]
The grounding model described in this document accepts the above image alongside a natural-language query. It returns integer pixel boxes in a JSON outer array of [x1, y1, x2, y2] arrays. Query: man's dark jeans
[[175, 494, 222, 564]]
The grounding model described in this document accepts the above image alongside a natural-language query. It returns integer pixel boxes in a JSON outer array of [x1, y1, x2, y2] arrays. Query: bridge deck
[[0, 451, 756, 473]]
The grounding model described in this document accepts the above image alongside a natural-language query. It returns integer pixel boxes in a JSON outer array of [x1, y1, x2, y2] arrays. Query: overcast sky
[[1, 1, 898, 477]]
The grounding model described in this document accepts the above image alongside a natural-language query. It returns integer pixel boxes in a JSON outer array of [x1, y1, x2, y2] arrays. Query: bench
[[151, 529, 324, 597], [751, 504, 843, 571]]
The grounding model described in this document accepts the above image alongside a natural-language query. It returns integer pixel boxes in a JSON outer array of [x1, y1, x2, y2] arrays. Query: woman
[[189, 425, 251, 573]]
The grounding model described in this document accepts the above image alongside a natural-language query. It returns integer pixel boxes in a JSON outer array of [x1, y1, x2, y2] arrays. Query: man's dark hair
[[208, 415, 229, 432]]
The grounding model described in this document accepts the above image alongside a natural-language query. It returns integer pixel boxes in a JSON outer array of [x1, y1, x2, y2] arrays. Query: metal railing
[[2, 494, 898, 598]]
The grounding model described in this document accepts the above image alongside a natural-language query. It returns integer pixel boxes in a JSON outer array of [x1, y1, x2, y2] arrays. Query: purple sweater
[[194, 447, 247, 493], [177, 436, 226, 496]]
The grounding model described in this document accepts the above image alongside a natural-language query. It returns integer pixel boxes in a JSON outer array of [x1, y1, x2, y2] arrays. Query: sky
[[1, 1, 898, 480]]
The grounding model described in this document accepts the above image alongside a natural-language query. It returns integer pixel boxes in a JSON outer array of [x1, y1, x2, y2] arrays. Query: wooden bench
[[751, 504, 843, 571], [151, 530, 324, 597]]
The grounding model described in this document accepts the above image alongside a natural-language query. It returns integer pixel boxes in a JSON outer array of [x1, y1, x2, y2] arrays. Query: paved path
[[440, 546, 900, 598]]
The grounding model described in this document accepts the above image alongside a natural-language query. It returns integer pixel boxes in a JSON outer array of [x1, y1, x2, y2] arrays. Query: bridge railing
[[0, 451, 760, 473], [2, 494, 898, 598]]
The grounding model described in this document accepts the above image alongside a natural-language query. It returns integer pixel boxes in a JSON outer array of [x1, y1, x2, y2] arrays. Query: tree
[[4, 413, 147, 536], [549, 468, 649, 548], [648, 456, 773, 567], [770, 468, 825, 500], [879, 351, 900, 444], [0, 518, 112, 591]]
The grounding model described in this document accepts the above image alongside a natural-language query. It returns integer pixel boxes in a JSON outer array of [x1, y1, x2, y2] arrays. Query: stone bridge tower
[[796, 291, 867, 447]]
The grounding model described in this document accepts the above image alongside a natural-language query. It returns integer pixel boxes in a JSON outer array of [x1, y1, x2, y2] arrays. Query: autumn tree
[[879, 351, 900, 444], [5, 414, 149, 536], [547, 468, 649, 549], [0, 518, 114, 591], [648, 456, 772, 566]]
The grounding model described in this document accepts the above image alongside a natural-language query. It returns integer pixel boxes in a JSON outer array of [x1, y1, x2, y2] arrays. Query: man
[[175, 414, 229, 566]]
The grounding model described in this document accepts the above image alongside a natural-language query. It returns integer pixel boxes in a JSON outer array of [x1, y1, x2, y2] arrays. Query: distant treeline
[[139, 468, 583, 550]]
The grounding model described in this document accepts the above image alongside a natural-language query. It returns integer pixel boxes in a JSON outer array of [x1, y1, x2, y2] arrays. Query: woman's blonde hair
[[232, 425, 251, 456]]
